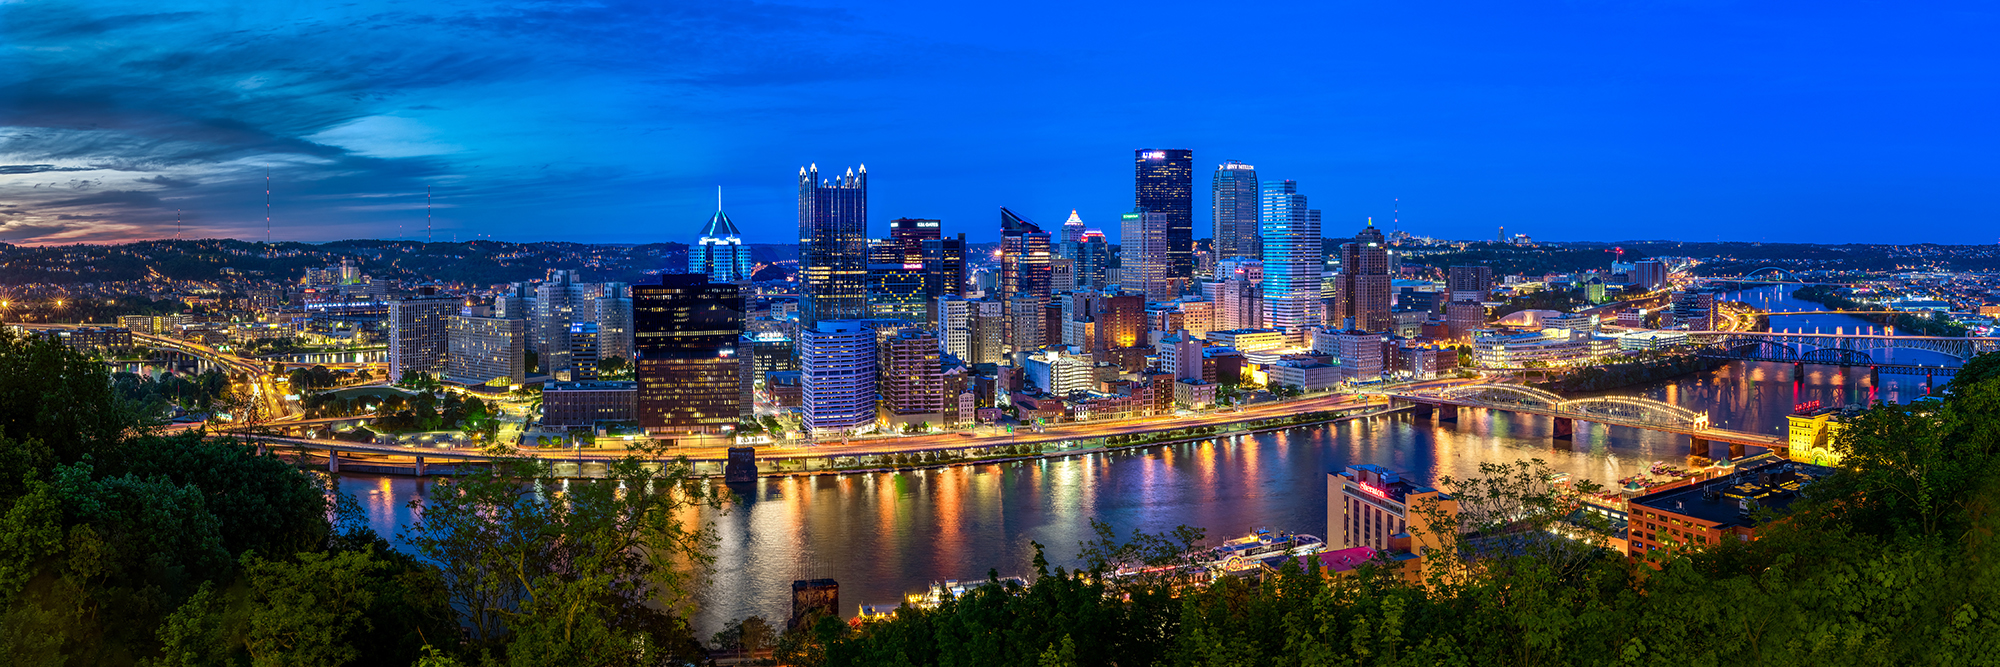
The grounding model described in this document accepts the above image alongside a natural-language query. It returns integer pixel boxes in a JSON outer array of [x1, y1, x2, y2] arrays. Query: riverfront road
[[240, 391, 1398, 469]]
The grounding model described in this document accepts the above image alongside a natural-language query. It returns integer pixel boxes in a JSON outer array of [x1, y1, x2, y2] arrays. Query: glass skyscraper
[[1212, 160, 1260, 261], [634, 274, 743, 435], [1259, 180, 1321, 332], [798, 164, 868, 327], [1135, 149, 1194, 282], [693, 207, 753, 283]]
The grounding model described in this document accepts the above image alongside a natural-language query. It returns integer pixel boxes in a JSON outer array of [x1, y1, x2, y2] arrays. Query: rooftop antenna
[[717, 186, 722, 211]]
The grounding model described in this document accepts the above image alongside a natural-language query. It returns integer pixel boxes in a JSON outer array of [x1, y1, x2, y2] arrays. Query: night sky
[[1, 0, 1995, 246]]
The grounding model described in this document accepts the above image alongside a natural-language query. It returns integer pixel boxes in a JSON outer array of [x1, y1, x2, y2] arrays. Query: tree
[[399, 442, 721, 662], [241, 549, 383, 667]]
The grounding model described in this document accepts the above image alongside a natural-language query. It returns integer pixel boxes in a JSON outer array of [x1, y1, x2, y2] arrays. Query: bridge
[[1680, 330, 1995, 379], [1387, 384, 1788, 463]]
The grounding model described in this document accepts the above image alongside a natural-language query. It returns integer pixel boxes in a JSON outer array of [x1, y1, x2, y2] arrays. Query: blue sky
[[1, 0, 1995, 246]]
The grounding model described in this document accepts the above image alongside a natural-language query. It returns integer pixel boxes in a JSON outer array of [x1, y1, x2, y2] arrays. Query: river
[[335, 284, 1958, 636]]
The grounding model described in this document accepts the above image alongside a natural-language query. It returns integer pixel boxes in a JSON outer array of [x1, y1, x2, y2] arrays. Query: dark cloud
[[44, 190, 163, 208], [137, 174, 199, 189], [0, 164, 94, 174]]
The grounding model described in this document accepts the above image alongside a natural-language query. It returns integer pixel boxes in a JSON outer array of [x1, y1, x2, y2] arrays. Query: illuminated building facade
[[1259, 179, 1322, 332], [694, 208, 753, 283], [878, 327, 943, 427], [1121, 207, 1176, 301], [800, 320, 877, 436], [888, 217, 940, 264], [1334, 223, 1393, 332], [1135, 148, 1194, 281], [446, 315, 525, 387], [634, 274, 744, 435], [1212, 160, 1260, 260], [799, 164, 868, 327], [388, 296, 456, 381]]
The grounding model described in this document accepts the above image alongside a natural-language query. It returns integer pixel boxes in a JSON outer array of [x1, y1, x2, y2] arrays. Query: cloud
[[137, 174, 199, 189], [0, 164, 95, 174], [0, 0, 937, 244]]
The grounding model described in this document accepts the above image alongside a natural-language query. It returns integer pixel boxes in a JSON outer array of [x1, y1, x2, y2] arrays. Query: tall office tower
[[1121, 208, 1176, 301], [800, 320, 876, 436], [1212, 160, 1260, 261], [493, 282, 534, 320], [594, 282, 633, 362], [694, 207, 753, 282], [1008, 296, 1046, 353], [937, 295, 974, 361], [1135, 148, 1194, 281], [567, 321, 601, 381], [1077, 230, 1109, 289], [1059, 209, 1085, 260], [866, 263, 928, 322], [921, 233, 966, 299], [1334, 222, 1394, 332], [1259, 180, 1323, 332], [634, 274, 743, 435], [747, 332, 796, 379], [878, 327, 943, 426], [867, 239, 902, 266], [889, 218, 941, 264], [1446, 265, 1494, 304], [387, 296, 457, 381], [798, 164, 868, 327], [969, 300, 1006, 364], [998, 208, 1053, 304], [533, 268, 585, 365], [447, 315, 526, 386]]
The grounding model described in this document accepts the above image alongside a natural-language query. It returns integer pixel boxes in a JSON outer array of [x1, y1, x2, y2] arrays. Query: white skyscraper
[[1121, 207, 1175, 301], [1259, 180, 1322, 332], [388, 296, 458, 382], [800, 320, 877, 436], [937, 295, 973, 361]]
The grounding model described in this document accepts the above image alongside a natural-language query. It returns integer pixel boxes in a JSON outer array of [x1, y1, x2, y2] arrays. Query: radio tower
[[427, 186, 433, 244], [176, 209, 182, 241], [265, 173, 272, 251]]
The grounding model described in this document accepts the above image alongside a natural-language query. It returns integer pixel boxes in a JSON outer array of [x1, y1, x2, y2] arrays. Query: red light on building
[[1793, 400, 1821, 415]]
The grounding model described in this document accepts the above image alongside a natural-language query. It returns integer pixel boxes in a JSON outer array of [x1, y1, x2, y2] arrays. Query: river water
[[335, 284, 1958, 636]]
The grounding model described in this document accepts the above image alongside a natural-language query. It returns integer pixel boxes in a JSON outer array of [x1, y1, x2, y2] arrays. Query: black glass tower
[[634, 274, 744, 435], [798, 164, 868, 327], [1135, 149, 1194, 283]]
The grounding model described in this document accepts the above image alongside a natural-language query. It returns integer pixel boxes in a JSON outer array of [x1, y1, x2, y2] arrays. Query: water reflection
[[335, 285, 1967, 634]]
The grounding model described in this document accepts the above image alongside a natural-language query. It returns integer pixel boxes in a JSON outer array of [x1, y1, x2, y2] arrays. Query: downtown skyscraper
[[999, 207, 1052, 352], [693, 206, 753, 283], [1259, 180, 1322, 332], [1135, 149, 1194, 282], [1334, 222, 1393, 332], [1121, 207, 1176, 302], [634, 274, 744, 435], [799, 164, 868, 327], [1213, 160, 1260, 261]]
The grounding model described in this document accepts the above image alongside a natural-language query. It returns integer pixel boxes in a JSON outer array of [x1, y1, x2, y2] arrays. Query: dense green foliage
[[0, 328, 724, 666], [802, 357, 2000, 666], [1793, 284, 1967, 337]]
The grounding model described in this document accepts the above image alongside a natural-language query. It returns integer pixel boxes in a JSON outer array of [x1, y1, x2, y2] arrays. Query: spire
[[1065, 210, 1082, 225]]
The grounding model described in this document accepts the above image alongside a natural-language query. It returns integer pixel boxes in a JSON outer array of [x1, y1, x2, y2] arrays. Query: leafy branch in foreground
[[399, 441, 725, 664]]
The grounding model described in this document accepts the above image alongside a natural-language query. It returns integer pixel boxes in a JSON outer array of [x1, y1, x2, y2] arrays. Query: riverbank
[[262, 396, 1398, 479], [1792, 284, 1967, 336], [1533, 354, 1729, 394]]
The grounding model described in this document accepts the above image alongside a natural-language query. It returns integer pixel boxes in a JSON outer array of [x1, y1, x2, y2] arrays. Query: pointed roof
[[1000, 207, 1042, 235], [1065, 210, 1083, 226], [700, 210, 741, 239]]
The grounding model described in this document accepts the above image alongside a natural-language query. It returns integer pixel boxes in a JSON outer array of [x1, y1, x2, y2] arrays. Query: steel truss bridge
[[1682, 330, 1997, 375], [1387, 384, 1786, 458]]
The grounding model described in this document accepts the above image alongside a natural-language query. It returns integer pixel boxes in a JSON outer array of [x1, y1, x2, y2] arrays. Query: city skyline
[[3, 1, 1997, 247]]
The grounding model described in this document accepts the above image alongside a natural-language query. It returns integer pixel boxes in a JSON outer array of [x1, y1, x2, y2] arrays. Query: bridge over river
[[1386, 383, 1789, 463]]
